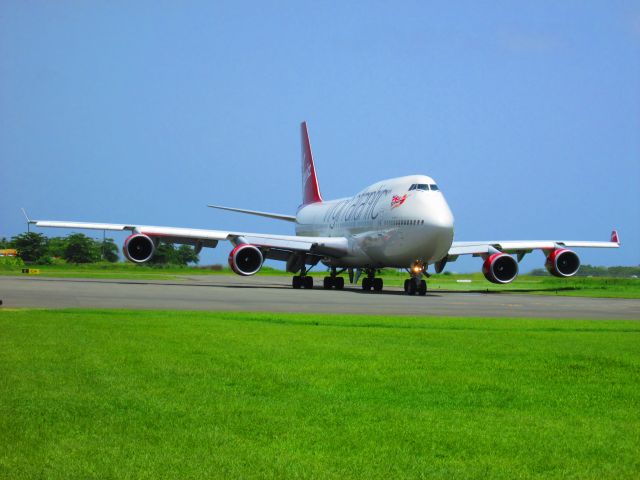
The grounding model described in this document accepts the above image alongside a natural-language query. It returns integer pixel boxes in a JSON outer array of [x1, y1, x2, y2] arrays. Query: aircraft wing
[[207, 204, 296, 222], [27, 218, 350, 260], [447, 230, 620, 260]]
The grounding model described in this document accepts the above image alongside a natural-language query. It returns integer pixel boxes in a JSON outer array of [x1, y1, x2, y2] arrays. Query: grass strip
[[1, 309, 639, 479]]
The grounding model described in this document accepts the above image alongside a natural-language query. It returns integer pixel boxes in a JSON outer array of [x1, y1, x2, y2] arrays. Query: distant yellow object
[[21, 268, 40, 275], [0, 249, 17, 257]]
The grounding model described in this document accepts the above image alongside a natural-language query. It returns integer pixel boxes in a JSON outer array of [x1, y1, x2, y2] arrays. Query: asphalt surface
[[1, 275, 639, 319]]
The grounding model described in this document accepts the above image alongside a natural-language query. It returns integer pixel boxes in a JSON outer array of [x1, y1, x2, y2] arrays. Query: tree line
[[529, 264, 640, 278], [0, 232, 199, 265]]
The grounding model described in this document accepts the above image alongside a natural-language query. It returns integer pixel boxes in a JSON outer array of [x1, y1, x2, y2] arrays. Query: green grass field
[[2, 262, 639, 298], [1, 309, 639, 479]]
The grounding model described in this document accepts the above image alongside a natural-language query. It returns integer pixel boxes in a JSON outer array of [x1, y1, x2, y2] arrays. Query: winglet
[[611, 230, 620, 244], [21, 208, 34, 224]]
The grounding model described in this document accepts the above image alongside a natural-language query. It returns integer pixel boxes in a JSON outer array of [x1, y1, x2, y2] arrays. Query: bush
[[0, 256, 25, 270]]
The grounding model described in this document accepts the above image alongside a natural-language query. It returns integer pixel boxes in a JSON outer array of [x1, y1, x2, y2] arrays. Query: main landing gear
[[292, 267, 346, 290], [292, 275, 313, 289], [292, 265, 314, 289], [404, 261, 428, 296], [323, 268, 345, 290], [361, 269, 383, 292]]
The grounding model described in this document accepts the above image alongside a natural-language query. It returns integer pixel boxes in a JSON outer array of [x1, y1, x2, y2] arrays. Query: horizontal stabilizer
[[207, 205, 296, 222]]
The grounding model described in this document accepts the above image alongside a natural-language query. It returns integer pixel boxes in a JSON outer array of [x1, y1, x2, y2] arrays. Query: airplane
[[25, 122, 620, 295]]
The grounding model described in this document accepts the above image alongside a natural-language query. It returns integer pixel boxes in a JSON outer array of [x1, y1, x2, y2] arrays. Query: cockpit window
[[409, 183, 439, 191]]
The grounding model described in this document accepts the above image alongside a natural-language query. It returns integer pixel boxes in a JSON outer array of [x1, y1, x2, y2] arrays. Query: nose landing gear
[[404, 261, 428, 296], [403, 278, 427, 296]]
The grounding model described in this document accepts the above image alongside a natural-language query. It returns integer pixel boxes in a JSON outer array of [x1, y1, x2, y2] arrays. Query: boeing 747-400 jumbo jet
[[26, 122, 620, 295]]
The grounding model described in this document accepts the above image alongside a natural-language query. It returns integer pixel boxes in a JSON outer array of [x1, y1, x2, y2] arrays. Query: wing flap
[[238, 234, 348, 256]]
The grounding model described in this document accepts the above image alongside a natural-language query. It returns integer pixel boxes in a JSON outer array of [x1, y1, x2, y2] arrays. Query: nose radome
[[429, 208, 454, 229], [423, 196, 455, 229]]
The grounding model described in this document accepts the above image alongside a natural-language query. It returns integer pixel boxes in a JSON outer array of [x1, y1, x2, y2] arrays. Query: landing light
[[410, 261, 425, 274]]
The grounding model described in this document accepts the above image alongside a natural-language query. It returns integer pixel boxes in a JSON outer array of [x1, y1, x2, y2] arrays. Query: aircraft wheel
[[373, 278, 383, 292], [418, 279, 427, 296], [292, 276, 302, 289], [406, 280, 417, 296], [323, 276, 334, 289], [403, 279, 410, 293], [303, 276, 313, 289], [334, 277, 345, 290], [362, 278, 372, 291]]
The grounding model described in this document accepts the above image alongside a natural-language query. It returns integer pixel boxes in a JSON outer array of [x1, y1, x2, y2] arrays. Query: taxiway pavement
[[1, 275, 638, 319]]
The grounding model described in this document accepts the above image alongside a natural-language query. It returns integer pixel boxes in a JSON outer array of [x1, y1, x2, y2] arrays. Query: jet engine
[[123, 234, 156, 263], [482, 252, 519, 284], [228, 244, 264, 276], [545, 248, 580, 277]]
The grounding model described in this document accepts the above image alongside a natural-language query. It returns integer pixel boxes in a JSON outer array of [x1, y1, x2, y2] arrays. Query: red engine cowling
[[482, 253, 519, 284], [545, 249, 580, 277], [228, 244, 264, 276], [123, 234, 156, 263]]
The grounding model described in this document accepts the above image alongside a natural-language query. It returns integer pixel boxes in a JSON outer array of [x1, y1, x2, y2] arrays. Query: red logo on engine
[[391, 194, 407, 208]]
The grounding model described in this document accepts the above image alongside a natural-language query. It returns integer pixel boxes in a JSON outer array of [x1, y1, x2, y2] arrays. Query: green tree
[[176, 245, 199, 265], [64, 233, 101, 263], [12, 232, 48, 262], [47, 237, 68, 258], [0, 237, 12, 249], [101, 238, 120, 263], [148, 242, 199, 265], [148, 242, 177, 265]]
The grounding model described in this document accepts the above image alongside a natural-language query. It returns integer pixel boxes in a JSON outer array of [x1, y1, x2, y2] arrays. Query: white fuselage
[[295, 175, 455, 268]]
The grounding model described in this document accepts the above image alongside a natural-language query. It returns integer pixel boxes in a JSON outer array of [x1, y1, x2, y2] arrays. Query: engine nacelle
[[545, 248, 580, 277], [228, 244, 264, 276], [123, 234, 156, 263], [482, 252, 519, 284]]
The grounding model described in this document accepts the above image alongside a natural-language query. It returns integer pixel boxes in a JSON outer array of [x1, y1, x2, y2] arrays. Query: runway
[[1, 275, 639, 319]]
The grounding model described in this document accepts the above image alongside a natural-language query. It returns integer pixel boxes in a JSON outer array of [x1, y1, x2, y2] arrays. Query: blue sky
[[1, 1, 638, 272]]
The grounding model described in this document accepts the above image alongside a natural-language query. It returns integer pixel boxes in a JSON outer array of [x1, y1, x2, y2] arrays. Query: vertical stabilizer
[[300, 122, 323, 205]]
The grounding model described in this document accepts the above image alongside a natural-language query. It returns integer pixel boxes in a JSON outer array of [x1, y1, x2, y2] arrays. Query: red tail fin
[[301, 121, 322, 205]]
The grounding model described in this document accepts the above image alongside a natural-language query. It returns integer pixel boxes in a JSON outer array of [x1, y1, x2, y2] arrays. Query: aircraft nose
[[427, 208, 454, 230], [423, 196, 454, 230], [422, 197, 455, 256]]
